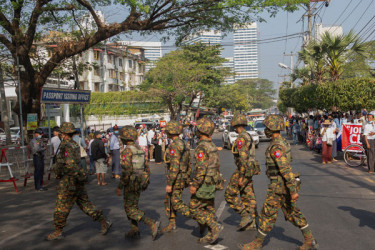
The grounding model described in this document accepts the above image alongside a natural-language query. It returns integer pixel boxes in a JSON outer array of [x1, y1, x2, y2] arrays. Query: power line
[[327, 0, 353, 31], [351, 0, 374, 31]]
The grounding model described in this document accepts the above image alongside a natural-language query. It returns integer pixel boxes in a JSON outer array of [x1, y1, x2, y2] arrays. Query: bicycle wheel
[[343, 144, 367, 167]]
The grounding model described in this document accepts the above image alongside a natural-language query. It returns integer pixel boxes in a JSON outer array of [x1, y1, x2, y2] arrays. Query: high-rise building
[[233, 23, 259, 81], [182, 30, 222, 45], [118, 41, 162, 72], [222, 57, 235, 85]]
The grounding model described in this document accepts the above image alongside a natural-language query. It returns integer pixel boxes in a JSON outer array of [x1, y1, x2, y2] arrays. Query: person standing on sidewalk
[[189, 117, 224, 244], [47, 122, 111, 241], [161, 121, 191, 233], [110, 125, 121, 179], [30, 128, 47, 191], [238, 115, 318, 250], [116, 126, 160, 240], [225, 113, 259, 231], [321, 120, 333, 164], [91, 132, 108, 186], [364, 111, 375, 174], [147, 126, 156, 162]]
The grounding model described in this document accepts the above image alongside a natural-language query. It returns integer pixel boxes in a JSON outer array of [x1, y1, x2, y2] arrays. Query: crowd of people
[[284, 110, 375, 173]]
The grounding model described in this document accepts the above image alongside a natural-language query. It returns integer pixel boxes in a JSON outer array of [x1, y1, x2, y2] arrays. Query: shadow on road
[[338, 206, 375, 231], [263, 226, 302, 247]]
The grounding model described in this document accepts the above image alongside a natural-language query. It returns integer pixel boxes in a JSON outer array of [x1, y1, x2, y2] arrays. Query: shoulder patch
[[273, 150, 282, 159], [170, 149, 175, 156], [237, 139, 243, 149], [197, 151, 204, 161], [64, 151, 69, 157], [122, 155, 126, 161]]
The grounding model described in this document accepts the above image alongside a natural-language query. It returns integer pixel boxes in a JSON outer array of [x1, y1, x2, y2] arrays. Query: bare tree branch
[[76, 0, 104, 29], [0, 11, 14, 35]]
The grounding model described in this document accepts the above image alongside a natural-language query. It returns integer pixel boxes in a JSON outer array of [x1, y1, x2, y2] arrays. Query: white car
[[222, 125, 260, 149], [0, 127, 20, 145]]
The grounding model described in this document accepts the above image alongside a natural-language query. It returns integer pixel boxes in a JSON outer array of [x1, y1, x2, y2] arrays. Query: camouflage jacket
[[191, 138, 220, 189], [265, 134, 297, 195], [118, 142, 150, 190], [166, 137, 185, 186], [233, 129, 254, 178], [55, 137, 81, 178]]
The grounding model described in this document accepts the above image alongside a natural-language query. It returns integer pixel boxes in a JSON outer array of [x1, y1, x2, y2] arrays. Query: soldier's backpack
[[128, 145, 149, 191]]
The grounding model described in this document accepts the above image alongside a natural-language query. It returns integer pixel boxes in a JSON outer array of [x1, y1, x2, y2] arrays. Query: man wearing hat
[[364, 111, 375, 173], [30, 128, 47, 191]]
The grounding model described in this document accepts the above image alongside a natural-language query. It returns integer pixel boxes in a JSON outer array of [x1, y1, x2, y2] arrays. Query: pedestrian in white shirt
[[110, 125, 121, 178], [147, 127, 156, 161], [364, 112, 375, 173], [138, 125, 149, 160], [321, 120, 334, 164]]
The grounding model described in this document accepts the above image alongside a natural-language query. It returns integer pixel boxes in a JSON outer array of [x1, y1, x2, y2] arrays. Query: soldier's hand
[[166, 185, 172, 193], [116, 188, 122, 196], [291, 193, 299, 201], [238, 177, 244, 187], [190, 186, 197, 195]]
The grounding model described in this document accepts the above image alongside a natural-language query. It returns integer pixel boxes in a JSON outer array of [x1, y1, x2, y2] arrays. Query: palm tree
[[298, 40, 326, 83], [320, 31, 368, 81]]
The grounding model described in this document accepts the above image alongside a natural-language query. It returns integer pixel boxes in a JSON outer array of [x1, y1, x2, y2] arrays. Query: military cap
[[231, 113, 247, 127], [119, 125, 137, 141], [60, 122, 76, 134], [196, 117, 215, 136], [263, 115, 285, 131], [165, 121, 183, 135]]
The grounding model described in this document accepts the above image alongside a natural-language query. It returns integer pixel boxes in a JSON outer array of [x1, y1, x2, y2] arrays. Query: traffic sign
[[41, 88, 91, 104]]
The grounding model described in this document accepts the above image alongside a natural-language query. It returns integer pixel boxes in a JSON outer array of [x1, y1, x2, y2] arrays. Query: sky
[[102, 0, 375, 87]]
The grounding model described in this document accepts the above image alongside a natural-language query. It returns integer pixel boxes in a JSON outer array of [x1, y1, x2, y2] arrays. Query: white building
[[233, 23, 259, 81], [314, 23, 343, 41], [183, 30, 222, 46], [117, 41, 162, 72]]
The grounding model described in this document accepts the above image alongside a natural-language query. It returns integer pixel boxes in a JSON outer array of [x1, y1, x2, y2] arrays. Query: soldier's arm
[[167, 142, 182, 186], [270, 145, 297, 195], [191, 146, 208, 189], [118, 148, 132, 190], [236, 135, 250, 178]]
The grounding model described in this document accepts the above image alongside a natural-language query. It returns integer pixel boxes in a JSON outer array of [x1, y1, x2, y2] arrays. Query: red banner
[[342, 123, 362, 151], [160, 120, 167, 128]]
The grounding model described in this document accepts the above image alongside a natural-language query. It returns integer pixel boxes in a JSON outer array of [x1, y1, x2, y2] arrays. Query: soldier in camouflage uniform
[[47, 122, 111, 241], [116, 126, 160, 240], [225, 113, 259, 231], [238, 115, 318, 250], [189, 117, 224, 244], [161, 121, 191, 233]]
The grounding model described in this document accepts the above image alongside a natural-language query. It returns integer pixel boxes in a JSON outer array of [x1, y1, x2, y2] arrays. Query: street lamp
[[278, 63, 289, 69], [278, 62, 294, 87]]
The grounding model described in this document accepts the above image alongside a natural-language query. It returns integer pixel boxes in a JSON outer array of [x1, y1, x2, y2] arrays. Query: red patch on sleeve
[[170, 149, 175, 156], [198, 152, 204, 160], [122, 155, 126, 161], [237, 140, 243, 149], [274, 150, 281, 159], [64, 151, 69, 157]]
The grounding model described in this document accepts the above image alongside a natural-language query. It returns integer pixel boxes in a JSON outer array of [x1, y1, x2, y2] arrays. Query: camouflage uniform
[[47, 123, 111, 241], [118, 126, 160, 240], [189, 117, 223, 244], [238, 115, 318, 250], [162, 121, 191, 233], [225, 114, 258, 230]]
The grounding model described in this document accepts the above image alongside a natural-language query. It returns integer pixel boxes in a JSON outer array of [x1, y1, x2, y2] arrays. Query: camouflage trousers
[[258, 186, 308, 233], [164, 188, 190, 219], [225, 170, 257, 218], [124, 190, 145, 222], [54, 176, 102, 230], [189, 194, 217, 228]]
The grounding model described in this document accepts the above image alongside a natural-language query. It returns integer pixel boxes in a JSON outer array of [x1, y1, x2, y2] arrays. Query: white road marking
[[0, 220, 51, 245], [216, 201, 226, 220], [204, 244, 228, 250]]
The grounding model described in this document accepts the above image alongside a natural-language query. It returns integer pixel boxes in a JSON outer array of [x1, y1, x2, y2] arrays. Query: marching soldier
[[238, 115, 318, 250], [161, 121, 192, 233], [116, 126, 160, 240], [189, 117, 224, 244], [47, 122, 111, 240], [225, 113, 259, 231]]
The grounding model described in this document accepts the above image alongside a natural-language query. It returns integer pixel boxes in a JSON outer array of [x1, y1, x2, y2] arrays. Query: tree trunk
[[0, 67, 12, 145]]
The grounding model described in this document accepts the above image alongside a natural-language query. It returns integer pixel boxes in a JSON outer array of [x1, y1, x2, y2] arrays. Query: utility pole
[[0, 66, 11, 145], [283, 52, 297, 87]]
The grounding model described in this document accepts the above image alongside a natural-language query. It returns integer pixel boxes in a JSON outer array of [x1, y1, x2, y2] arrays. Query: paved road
[[1, 133, 374, 249]]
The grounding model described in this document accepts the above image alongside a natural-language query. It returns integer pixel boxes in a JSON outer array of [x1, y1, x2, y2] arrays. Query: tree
[[142, 44, 227, 119], [0, 0, 307, 120]]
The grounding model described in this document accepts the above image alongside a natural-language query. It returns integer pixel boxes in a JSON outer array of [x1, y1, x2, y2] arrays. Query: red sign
[[160, 120, 167, 128], [342, 124, 362, 151]]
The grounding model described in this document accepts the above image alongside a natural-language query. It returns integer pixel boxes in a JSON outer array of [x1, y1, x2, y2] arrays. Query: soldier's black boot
[[161, 219, 177, 233], [46, 229, 64, 241], [237, 211, 253, 231], [296, 226, 319, 250], [237, 230, 266, 250], [142, 216, 160, 241], [199, 227, 213, 244], [199, 223, 207, 236], [99, 216, 112, 235], [125, 220, 140, 239]]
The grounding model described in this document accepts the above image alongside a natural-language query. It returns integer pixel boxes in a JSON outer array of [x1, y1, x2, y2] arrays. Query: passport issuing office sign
[[41, 88, 91, 104]]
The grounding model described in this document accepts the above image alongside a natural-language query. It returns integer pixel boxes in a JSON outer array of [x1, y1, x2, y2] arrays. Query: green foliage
[[278, 78, 375, 112], [204, 78, 275, 112]]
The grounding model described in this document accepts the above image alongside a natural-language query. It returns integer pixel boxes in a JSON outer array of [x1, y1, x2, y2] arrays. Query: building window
[[119, 58, 123, 67], [128, 60, 133, 69], [109, 69, 117, 79], [120, 73, 124, 81], [94, 67, 100, 76], [108, 55, 113, 64], [94, 50, 100, 60]]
